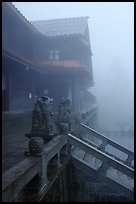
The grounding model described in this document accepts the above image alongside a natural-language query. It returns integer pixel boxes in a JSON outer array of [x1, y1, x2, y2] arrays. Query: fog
[[13, 2, 134, 134]]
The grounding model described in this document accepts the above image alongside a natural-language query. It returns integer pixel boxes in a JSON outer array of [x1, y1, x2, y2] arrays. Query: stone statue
[[25, 96, 54, 156], [31, 96, 53, 135], [41, 96, 53, 135], [57, 98, 72, 133], [31, 97, 43, 133]]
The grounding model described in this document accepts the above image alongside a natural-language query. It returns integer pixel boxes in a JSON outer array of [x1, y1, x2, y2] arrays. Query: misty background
[[12, 2, 134, 133]]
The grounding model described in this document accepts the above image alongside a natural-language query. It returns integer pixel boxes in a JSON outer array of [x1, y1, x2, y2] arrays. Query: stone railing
[[2, 135, 67, 202], [67, 131, 134, 200], [80, 105, 98, 124], [98, 130, 134, 138], [67, 133, 134, 179], [80, 124, 134, 168], [74, 105, 98, 124]]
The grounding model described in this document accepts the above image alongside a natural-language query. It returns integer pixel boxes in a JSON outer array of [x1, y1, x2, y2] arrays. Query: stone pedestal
[[60, 123, 69, 134]]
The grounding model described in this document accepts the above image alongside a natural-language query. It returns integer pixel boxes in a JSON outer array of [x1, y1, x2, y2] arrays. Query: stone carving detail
[[31, 96, 53, 136], [29, 137, 44, 156], [57, 98, 72, 133]]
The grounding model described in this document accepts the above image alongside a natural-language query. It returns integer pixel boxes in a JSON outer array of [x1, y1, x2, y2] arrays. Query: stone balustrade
[[2, 135, 67, 202]]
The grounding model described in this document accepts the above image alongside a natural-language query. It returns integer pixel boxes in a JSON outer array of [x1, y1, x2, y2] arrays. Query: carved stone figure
[[57, 98, 72, 133], [41, 96, 53, 135], [31, 97, 43, 133], [31, 96, 53, 135]]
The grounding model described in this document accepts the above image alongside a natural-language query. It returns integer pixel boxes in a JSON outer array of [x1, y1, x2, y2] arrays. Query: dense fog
[[13, 2, 134, 143]]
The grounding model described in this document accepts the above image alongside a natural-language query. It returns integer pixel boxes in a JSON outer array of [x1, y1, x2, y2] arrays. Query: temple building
[[2, 2, 97, 125], [2, 3, 133, 202]]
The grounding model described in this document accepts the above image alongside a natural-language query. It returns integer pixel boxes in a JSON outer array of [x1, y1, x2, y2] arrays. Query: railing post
[[73, 116, 82, 138], [66, 135, 72, 157], [66, 143, 72, 156], [124, 153, 134, 167], [98, 139, 107, 152], [39, 153, 48, 192], [97, 162, 109, 180], [57, 149, 61, 168]]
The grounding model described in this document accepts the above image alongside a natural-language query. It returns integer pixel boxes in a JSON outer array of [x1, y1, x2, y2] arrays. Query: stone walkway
[[2, 123, 30, 173]]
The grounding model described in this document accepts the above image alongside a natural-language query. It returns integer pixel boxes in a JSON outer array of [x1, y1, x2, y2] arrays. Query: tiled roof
[[31, 16, 89, 37]]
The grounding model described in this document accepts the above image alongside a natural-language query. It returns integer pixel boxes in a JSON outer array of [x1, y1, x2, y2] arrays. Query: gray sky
[[12, 2, 134, 131]]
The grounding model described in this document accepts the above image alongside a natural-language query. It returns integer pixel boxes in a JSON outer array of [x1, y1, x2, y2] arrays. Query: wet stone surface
[[2, 122, 30, 173]]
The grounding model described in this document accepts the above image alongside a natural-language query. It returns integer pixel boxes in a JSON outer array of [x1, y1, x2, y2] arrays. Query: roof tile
[[31, 16, 89, 37]]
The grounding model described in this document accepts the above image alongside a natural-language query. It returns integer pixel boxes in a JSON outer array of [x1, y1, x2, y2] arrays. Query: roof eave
[[4, 2, 41, 35]]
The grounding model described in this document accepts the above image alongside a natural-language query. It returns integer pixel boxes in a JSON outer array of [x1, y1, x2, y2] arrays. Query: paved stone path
[[2, 124, 30, 173]]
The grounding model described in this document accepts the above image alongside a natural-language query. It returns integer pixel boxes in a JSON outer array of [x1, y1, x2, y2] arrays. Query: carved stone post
[[73, 116, 82, 138], [124, 153, 134, 167], [39, 154, 48, 193], [98, 139, 107, 152], [57, 150, 62, 169], [66, 135, 72, 157], [60, 123, 69, 134]]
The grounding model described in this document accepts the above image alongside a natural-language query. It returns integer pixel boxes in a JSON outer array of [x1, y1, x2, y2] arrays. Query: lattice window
[[49, 49, 60, 60]]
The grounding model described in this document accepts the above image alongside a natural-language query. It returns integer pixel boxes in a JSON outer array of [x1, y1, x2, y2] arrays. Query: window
[[54, 49, 59, 60], [49, 49, 60, 60], [49, 50, 54, 60]]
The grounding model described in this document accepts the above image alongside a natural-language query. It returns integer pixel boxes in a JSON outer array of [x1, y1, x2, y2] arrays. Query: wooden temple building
[[2, 2, 96, 115], [2, 3, 134, 203]]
